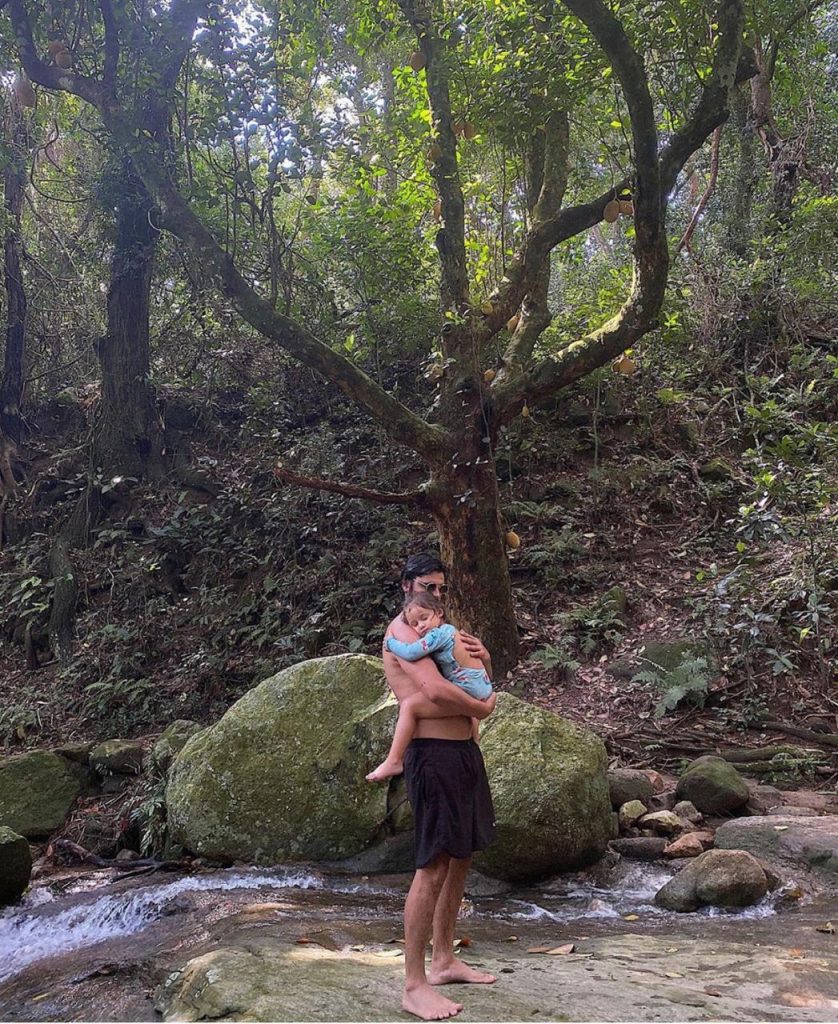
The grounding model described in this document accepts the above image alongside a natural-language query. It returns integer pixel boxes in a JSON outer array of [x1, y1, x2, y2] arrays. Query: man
[[384, 552, 497, 1021]]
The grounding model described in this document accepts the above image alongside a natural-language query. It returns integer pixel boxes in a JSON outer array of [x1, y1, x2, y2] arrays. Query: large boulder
[[0, 827, 31, 905], [715, 816, 838, 876], [654, 849, 768, 912], [474, 695, 611, 881], [675, 756, 749, 814], [166, 655, 398, 863], [0, 750, 83, 838], [90, 739, 145, 776]]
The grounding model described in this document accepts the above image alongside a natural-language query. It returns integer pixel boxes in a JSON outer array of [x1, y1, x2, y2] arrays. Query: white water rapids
[[0, 869, 329, 983]]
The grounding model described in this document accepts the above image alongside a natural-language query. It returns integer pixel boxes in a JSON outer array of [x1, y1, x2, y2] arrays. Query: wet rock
[[610, 837, 668, 860], [672, 800, 703, 823], [675, 756, 749, 814], [475, 695, 612, 881], [90, 740, 145, 776], [663, 834, 705, 858], [639, 810, 683, 836], [330, 833, 414, 875], [150, 721, 204, 774], [618, 800, 647, 830], [607, 769, 653, 808], [0, 750, 83, 838], [0, 826, 31, 905], [655, 849, 768, 912], [715, 816, 838, 876]]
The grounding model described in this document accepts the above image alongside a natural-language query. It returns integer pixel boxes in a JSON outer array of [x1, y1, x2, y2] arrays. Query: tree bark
[[1, 93, 28, 446], [92, 159, 162, 479]]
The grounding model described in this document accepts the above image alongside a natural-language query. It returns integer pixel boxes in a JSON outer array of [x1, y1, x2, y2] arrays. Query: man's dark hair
[[400, 552, 446, 583]]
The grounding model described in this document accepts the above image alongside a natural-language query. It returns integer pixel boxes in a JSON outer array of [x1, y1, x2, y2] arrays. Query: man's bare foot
[[402, 983, 463, 1020], [365, 758, 403, 782], [428, 960, 496, 985]]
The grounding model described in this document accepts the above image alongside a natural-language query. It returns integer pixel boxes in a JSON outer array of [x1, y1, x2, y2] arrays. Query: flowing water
[[0, 859, 836, 1021]]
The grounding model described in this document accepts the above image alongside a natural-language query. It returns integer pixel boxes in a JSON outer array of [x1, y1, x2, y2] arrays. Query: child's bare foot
[[365, 758, 403, 782], [402, 983, 462, 1020]]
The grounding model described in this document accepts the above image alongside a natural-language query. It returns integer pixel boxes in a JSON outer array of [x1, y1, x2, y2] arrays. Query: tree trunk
[[1, 97, 28, 446], [728, 86, 755, 256], [92, 159, 162, 479], [429, 391, 519, 678]]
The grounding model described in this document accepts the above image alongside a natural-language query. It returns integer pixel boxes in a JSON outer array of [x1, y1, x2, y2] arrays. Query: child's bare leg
[[366, 694, 432, 782]]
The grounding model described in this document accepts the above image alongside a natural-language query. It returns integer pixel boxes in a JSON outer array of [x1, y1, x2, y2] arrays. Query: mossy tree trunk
[[92, 159, 162, 480]]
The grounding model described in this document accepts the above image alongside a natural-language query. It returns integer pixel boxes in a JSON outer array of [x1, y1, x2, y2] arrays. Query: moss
[[0, 750, 83, 838], [166, 655, 397, 863]]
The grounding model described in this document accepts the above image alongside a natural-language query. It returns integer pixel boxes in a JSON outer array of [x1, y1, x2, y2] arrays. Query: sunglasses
[[416, 580, 449, 596]]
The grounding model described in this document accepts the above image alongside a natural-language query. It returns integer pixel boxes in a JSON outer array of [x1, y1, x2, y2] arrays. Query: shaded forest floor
[[1, 334, 836, 785]]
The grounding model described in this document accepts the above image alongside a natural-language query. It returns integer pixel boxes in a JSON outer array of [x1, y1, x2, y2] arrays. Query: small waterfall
[[0, 869, 324, 984]]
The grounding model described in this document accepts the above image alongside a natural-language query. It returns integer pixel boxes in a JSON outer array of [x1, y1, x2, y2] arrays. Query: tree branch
[[677, 125, 722, 253], [273, 464, 425, 506], [396, 0, 469, 314]]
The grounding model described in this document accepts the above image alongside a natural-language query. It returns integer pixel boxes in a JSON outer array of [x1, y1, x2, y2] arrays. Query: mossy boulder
[[0, 826, 32, 905], [0, 750, 83, 838], [150, 721, 204, 774], [654, 849, 768, 912], [475, 695, 611, 881], [676, 756, 749, 815], [90, 739, 145, 776], [166, 655, 397, 863]]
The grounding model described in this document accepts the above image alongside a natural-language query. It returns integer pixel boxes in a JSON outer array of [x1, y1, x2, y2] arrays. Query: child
[[366, 592, 493, 782]]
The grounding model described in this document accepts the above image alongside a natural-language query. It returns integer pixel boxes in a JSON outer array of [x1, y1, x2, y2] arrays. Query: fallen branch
[[273, 463, 425, 506], [758, 720, 838, 750]]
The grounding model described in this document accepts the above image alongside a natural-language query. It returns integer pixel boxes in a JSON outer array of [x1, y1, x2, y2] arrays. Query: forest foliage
[[0, 0, 835, 742]]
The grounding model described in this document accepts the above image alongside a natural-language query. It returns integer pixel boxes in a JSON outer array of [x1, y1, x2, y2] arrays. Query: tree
[[7, 0, 752, 674]]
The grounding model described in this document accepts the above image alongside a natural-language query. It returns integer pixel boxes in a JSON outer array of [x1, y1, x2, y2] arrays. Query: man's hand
[[473, 692, 497, 720], [460, 631, 493, 678]]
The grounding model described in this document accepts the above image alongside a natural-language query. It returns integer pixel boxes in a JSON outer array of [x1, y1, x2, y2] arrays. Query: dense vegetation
[[0, 0, 835, 757]]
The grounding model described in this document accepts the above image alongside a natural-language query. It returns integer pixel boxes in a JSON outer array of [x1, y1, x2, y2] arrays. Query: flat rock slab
[[155, 930, 838, 1022], [716, 816, 838, 877]]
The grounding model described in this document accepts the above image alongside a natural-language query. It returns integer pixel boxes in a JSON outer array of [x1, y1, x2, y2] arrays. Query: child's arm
[[385, 625, 453, 662]]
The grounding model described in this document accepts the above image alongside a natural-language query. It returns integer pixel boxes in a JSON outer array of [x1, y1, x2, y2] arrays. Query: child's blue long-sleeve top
[[385, 624, 493, 700]]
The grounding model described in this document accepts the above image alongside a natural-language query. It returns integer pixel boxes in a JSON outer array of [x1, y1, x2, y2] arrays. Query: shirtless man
[[385, 553, 497, 1021]]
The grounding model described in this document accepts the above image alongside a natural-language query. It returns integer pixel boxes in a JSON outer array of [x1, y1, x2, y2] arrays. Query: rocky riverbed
[[2, 859, 838, 1022]]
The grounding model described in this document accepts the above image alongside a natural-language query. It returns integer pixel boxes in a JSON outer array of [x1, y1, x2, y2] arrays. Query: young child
[[366, 592, 493, 782]]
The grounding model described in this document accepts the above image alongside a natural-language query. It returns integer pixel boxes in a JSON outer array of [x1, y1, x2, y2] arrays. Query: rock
[[475, 694, 612, 881], [699, 456, 734, 482], [150, 721, 204, 774], [608, 640, 714, 680], [692, 830, 716, 849], [0, 827, 31, 905], [779, 790, 838, 814], [166, 655, 398, 864], [0, 750, 83, 838], [90, 740, 145, 776], [648, 790, 677, 812], [675, 756, 750, 814], [115, 848, 140, 862], [767, 805, 821, 816], [640, 769, 668, 794], [52, 742, 94, 763], [607, 769, 653, 808], [672, 800, 703, 823], [610, 812, 620, 840], [749, 784, 782, 814], [639, 810, 683, 836], [663, 834, 705, 858], [609, 837, 668, 860], [655, 849, 768, 912], [329, 833, 414, 875], [618, 800, 647, 830], [715, 816, 838, 876]]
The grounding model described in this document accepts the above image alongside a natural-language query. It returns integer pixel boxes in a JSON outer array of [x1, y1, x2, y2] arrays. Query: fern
[[632, 656, 714, 719]]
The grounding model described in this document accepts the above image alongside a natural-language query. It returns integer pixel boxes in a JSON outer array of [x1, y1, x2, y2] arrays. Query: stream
[[1, 859, 838, 1021]]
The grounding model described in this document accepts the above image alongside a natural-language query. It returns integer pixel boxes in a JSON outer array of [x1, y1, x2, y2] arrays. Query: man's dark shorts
[[403, 737, 496, 868]]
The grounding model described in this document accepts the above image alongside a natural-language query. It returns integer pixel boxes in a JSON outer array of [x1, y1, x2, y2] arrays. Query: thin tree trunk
[[1, 95, 28, 446], [728, 86, 755, 256], [92, 159, 162, 479]]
